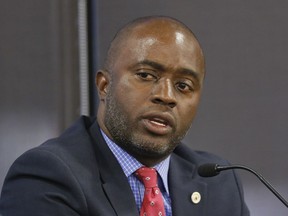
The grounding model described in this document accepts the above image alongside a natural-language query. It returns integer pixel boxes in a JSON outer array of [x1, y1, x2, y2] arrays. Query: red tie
[[135, 167, 166, 216]]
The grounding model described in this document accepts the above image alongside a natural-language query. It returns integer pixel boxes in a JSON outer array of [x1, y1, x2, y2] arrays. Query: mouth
[[141, 112, 175, 135]]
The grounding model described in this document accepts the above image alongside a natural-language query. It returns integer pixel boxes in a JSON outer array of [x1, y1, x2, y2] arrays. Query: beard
[[103, 89, 187, 161]]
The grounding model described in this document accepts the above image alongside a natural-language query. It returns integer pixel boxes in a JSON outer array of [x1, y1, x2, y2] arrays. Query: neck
[[129, 151, 170, 167]]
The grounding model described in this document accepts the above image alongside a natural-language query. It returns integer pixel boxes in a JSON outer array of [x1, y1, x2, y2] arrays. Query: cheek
[[178, 96, 201, 126], [115, 75, 151, 102], [112, 78, 147, 113]]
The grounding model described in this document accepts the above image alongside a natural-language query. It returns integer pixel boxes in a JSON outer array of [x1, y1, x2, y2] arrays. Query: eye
[[176, 81, 194, 93], [136, 72, 157, 81]]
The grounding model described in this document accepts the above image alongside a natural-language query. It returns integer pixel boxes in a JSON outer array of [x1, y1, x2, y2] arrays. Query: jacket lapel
[[169, 153, 207, 216], [89, 122, 139, 216]]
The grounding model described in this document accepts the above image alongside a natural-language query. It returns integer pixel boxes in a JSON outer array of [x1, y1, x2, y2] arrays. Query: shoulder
[[0, 116, 100, 215], [6, 116, 98, 176], [19, 116, 98, 170], [172, 143, 250, 215]]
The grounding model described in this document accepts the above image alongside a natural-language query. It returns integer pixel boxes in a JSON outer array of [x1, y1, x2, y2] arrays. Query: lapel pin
[[191, 192, 201, 204]]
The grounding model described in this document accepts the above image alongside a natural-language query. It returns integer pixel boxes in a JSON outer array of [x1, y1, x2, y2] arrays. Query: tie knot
[[135, 167, 158, 188]]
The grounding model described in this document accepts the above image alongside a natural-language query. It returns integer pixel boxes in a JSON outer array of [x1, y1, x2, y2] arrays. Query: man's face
[[99, 24, 205, 165]]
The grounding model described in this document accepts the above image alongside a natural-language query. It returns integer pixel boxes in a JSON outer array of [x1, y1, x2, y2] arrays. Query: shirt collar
[[101, 130, 171, 194]]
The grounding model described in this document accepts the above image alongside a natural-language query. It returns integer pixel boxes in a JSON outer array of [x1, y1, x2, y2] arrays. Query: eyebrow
[[136, 59, 201, 82], [137, 60, 166, 71]]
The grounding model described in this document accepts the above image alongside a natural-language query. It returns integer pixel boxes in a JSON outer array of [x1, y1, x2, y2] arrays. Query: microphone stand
[[216, 164, 288, 208]]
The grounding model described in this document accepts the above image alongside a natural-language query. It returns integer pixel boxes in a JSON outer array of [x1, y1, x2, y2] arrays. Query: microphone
[[198, 163, 288, 208]]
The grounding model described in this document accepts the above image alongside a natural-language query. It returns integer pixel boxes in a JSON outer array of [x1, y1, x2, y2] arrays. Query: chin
[[130, 136, 177, 158]]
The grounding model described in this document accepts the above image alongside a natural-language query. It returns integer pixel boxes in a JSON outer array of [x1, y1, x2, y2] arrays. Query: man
[[0, 16, 250, 215]]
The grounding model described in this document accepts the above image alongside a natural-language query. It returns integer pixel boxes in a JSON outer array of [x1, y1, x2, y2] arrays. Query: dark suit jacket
[[0, 116, 249, 216]]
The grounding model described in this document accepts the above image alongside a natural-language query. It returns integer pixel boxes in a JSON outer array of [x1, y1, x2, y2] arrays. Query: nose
[[151, 79, 177, 108]]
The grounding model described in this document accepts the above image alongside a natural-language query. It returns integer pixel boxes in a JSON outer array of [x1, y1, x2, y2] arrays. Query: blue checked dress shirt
[[101, 131, 172, 216]]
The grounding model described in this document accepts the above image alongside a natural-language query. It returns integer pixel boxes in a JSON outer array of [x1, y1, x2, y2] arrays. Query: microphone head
[[198, 163, 220, 177]]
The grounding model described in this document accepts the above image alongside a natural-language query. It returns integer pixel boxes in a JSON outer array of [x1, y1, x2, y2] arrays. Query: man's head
[[96, 16, 205, 166]]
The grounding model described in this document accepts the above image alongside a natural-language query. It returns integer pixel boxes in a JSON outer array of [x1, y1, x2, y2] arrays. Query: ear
[[96, 69, 110, 100]]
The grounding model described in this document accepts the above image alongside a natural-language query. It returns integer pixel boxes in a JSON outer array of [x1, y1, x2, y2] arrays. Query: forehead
[[115, 26, 204, 75], [128, 20, 194, 45]]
